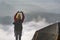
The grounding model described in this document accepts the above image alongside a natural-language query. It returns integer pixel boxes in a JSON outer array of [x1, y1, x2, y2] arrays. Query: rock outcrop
[[32, 22, 60, 40]]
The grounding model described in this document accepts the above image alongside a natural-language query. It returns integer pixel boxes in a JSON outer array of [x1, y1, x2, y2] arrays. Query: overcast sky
[[0, 0, 60, 40], [0, 0, 60, 16]]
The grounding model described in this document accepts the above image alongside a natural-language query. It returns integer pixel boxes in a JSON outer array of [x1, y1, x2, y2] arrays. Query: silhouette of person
[[13, 11, 25, 40]]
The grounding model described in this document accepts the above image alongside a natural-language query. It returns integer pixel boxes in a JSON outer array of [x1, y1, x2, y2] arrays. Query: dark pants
[[15, 31, 22, 40], [14, 25, 22, 40]]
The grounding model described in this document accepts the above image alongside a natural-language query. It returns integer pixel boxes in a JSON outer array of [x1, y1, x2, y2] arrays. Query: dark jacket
[[13, 20, 22, 32], [13, 11, 25, 33]]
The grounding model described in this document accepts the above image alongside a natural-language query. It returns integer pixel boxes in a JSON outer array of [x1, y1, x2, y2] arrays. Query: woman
[[13, 11, 25, 40]]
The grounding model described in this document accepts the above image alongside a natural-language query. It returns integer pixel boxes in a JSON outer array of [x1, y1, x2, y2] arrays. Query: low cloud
[[25, 12, 60, 23], [0, 17, 50, 40], [0, 16, 12, 25], [0, 25, 14, 40]]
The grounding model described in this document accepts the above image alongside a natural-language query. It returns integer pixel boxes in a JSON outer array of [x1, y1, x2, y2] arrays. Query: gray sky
[[0, 0, 60, 16]]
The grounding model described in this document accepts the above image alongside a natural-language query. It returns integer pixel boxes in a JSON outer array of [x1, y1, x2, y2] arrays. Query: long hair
[[16, 13, 21, 20]]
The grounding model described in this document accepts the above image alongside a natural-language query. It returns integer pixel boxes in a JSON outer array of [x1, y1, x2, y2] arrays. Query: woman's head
[[16, 13, 21, 20], [15, 11, 23, 20]]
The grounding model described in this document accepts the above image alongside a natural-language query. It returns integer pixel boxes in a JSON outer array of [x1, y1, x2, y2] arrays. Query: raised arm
[[22, 12, 25, 23], [14, 11, 19, 22]]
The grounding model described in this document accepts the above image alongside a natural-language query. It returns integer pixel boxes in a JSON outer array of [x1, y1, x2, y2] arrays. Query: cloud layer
[[0, 0, 60, 16], [0, 17, 49, 40]]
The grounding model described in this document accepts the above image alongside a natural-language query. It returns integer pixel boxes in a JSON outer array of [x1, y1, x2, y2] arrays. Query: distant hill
[[25, 12, 60, 23], [0, 16, 12, 25]]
